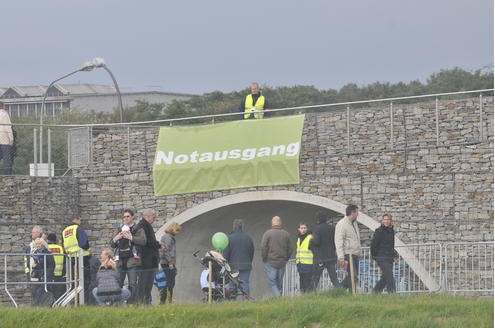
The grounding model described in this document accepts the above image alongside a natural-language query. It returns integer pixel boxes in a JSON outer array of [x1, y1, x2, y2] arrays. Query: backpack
[[153, 268, 167, 288]]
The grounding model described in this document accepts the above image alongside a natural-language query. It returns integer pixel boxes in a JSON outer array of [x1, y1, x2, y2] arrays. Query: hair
[[315, 210, 327, 224], [123, 209, 134, 216], [32, 225, 43, 234], [165, 222, 182, 235], [233, 219, 243, 231], [47, 233, 57, 243], [271, 216, 282, 227], [383, 213, 393, 220], [142, 208, 155, 218], [345, 204, 359, 216], [298, 222, 308, 228], [100, 248, 117, 269], [34, 237, 49, 249]]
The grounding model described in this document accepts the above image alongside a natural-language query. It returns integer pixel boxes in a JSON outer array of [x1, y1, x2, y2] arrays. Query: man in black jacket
[[135, 208, 161, 304], [370, 213, 396, 293], [310, 211, 341, 290], [223, 219, 254, 297]]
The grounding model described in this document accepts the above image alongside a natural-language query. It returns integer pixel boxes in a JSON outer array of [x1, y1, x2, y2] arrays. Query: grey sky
[[1, 0, 493, 94]]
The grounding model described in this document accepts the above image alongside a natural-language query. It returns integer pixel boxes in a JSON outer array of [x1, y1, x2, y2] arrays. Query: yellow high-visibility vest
[[244, 94, 265, 119], [48, 244, 65, 277], [62, 225, 90, 257], [296, 234, 313, 265]]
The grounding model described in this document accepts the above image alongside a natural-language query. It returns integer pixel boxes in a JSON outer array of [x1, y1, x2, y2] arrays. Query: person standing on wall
[[335, 204, 361, 292], [136, 208, 161, 305], [110, 209, 147, 304], [295, 222, 313, 293], [238, 82, 270, 119], [223, 219, 255, 298], [371, 213, 397, 293], [0, 101, 14, 175], [261, 216, 292, 297], [310, 211, 341, 290], [62, 216, 91, 302]]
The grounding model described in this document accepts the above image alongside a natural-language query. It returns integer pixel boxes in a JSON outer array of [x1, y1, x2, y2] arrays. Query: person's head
[[34, 237, 48, 250], [123, 209, 134, 226], [142, 208, 156, 224], [72, 217, 82, 225], [100, 248, 116, 269], [382, 213, 393, 227], [47, 233, 57, 244], [345, 204, 359, 221], [271, 216, 282, 228], [233, 219, 243, 231], [165, 222, 182, 236], [298, 223, 309, 235], [31, 226, 43, 241], [250, 82, 260, 95], [315, 210, 327, 224]]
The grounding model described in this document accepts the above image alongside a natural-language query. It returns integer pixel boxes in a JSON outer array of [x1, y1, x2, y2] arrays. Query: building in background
[[0, 84, 195, 118]]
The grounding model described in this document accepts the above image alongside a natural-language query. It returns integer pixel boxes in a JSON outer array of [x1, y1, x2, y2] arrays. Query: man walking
[[136, 208, 161, 304], [223, 219, 254, 297], [261, 216, 292, 296], [371, 213, 396, 293], [335, 205, 361, 292], [310, 211, 341, 290]]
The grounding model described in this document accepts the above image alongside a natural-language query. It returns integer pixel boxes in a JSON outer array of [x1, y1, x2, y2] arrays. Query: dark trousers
[[298, 271, 313, 293], [48, 276, 67, 300], [342, 254, 359, 291], [118, 260, 139, 304], [70, 256, 91, 303], [0, 144, 13, 175], [159, 265, 177, 304], [311, 260, 340, 290], [137, 267, 155, 305], [373, 260, 396, 293]]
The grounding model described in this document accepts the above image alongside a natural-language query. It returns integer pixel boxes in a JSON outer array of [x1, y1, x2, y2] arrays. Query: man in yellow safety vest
[[296, 222, 313, 293], [47, 233, 66, 299], [238, 82, 270, 119]]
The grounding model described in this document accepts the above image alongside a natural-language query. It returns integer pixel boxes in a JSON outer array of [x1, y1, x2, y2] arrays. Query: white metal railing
[[283, 242, 493, 296]]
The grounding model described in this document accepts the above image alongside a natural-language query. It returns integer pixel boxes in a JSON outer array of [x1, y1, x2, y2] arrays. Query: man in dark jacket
[[310, 211, 341, 290], [135, 208, 161, 304], [224, 219, 254, 297], [370, 213, 396, 293]]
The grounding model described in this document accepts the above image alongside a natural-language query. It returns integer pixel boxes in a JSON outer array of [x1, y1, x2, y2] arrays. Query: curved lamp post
[[39, 57, 124, 164]]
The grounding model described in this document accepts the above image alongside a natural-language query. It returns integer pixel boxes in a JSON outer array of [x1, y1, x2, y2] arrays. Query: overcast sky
[[1, 0, 493, 94]]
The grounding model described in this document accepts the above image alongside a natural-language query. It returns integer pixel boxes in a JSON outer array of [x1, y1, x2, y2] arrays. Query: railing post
[[390, 102, 394, 149], [127, 126, 131, 172], [346, 106, 351, 152], [479, 93, 483, 141], [48, 128, 52, 178], [33, 128, 38, 176], [435, 97, 439, 146]]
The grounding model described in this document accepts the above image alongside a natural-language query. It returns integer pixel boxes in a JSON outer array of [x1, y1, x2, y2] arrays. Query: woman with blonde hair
[[31, 237, 55, 306], [92, 248, 131, 306], [158, 222, 182, 304]]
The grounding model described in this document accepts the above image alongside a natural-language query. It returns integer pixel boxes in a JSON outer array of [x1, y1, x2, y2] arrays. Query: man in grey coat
[[261, 216, 292, 296]]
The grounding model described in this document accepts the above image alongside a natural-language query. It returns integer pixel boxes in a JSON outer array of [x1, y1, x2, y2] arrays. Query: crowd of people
[[24, 204, 396, 307]]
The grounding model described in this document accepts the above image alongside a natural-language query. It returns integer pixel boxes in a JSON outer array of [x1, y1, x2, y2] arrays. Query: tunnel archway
[[156, 191, 437, 302]]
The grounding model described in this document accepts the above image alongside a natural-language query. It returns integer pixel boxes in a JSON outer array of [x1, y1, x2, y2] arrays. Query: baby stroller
[[193, 250, 247, 302]]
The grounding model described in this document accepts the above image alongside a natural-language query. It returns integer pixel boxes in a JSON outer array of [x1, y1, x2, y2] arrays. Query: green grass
[[1, 290, 493, 328]]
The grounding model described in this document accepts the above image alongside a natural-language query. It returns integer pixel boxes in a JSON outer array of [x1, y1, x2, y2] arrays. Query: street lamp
[[39, 57, 124, 165]]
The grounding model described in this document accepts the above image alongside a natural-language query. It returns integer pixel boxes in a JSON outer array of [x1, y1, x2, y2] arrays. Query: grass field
[[1, 289, 493, 328]]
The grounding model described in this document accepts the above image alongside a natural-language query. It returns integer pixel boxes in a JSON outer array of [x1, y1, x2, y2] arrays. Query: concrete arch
[[157, 190, 439, 291]]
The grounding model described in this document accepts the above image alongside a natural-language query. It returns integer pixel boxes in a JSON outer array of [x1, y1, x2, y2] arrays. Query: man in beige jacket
[[335, 204, 361, 291], [0, 102, 14, 175]]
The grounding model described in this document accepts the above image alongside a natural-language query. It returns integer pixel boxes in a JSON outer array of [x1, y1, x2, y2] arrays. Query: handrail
[[5, 88, 493, 128]]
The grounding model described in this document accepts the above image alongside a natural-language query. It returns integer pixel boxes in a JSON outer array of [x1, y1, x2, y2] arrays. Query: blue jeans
[[92, 287, 131, 306], [119, 263, 139, 303], [263, 263, 286, 296], [238, 269, 251, 295]]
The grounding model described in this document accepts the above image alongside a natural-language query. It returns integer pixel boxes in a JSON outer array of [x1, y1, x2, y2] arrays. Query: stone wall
[[0, 96, 492, 304]]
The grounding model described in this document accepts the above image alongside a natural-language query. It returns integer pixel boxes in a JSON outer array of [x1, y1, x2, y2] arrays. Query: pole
[[208, 260, 212, 304], [102, 65, 124, 123], [349, 254, 356, 295]]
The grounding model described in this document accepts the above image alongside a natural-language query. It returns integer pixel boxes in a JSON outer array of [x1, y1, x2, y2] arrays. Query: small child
[[114, 225, 139, 261]]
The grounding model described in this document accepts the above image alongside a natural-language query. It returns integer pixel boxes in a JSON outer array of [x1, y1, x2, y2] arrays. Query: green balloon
[[211, 232, 229, 250]]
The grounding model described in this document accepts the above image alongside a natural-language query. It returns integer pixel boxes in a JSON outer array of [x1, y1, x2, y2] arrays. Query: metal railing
[[283, 241, 493, 296], [0, 250, 85, 307]]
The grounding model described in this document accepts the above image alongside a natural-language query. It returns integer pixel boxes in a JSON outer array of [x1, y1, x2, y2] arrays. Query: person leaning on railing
[[238, 82, 270, 119]]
